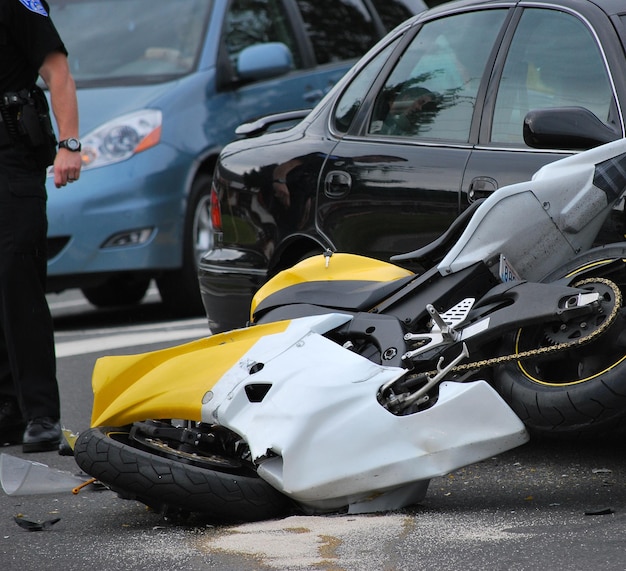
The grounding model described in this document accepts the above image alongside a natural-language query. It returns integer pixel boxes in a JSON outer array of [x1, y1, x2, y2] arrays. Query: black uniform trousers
[[0, 143, 59, 421]]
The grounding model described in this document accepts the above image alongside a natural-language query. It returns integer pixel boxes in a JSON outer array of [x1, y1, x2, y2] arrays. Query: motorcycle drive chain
[[418, 277, 622, 377]]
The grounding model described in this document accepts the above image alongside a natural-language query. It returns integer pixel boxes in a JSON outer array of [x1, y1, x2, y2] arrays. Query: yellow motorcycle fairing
[[250, 252, 414, 319], [89, 320, 290, 427]]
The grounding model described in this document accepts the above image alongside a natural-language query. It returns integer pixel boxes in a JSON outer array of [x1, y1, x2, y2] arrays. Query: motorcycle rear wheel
[[494, 277, 626, 439], [74, 425, 292, 522]]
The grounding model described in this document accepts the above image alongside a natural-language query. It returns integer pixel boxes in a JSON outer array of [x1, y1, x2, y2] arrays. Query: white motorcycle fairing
[[201, 313, 529, 514]]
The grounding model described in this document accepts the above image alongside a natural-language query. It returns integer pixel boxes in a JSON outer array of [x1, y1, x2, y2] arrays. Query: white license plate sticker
[[499, 255, 520, 282]]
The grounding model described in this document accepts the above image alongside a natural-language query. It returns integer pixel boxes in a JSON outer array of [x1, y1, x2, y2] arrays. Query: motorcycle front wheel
[[494, 276, 626, 439], [74, 425, 292, 522]]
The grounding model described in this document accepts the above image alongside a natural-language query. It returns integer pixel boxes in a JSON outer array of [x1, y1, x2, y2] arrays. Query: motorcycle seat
[[253, 273, 417, 320]]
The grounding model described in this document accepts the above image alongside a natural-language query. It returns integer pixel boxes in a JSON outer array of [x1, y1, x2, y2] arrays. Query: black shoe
[[22, 417, 61, 453], [0, 400, 26, 446]]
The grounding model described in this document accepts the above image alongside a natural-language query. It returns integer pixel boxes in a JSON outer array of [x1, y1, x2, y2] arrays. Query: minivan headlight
[[80, 109, 162, 170]]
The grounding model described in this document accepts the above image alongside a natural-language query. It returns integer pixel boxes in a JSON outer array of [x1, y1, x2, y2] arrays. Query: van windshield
[[49, 0, 212, 86]]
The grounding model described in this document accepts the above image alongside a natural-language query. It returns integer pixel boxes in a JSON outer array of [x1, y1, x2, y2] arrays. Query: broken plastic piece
[[584, 507, 615, 516], [0, 453, 88, 496], [58, 428, 79, 456], [14, 516, 61, 531], [72, 477, 98, 495]]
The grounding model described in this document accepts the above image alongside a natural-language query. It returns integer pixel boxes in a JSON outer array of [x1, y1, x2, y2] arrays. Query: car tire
[[81, 276, 150, 308], [157, 173, 213, 316], [268, 247, 323, 280]]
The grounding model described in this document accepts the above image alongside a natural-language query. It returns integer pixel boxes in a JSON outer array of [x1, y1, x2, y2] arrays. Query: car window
[[492, 8, 614, 144], [333, 38, 402, 133], [369, 0, 427, 29], [50, 0, 211, 84], [295, 0, 380, 64], [368, 9, 507, 141], [224, 0, 303, 69]]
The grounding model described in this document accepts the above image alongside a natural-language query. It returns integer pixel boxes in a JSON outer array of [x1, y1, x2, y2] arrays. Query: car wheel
[[157, 173, 212, 316], [268, 247, 324, 280], [81, 276, 150, 308]]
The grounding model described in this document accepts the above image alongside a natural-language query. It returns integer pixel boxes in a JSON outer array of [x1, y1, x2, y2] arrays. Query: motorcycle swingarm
[[404, 279, 600, 363], [460, 280, 599, 348]]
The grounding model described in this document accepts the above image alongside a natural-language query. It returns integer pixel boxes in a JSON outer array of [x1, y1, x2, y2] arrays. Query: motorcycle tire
[[74, 426, 293, 522], [494, 276, 626, 439]]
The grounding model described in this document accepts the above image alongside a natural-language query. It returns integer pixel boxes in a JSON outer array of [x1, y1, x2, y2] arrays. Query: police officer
[[0, 0, 81, 452]]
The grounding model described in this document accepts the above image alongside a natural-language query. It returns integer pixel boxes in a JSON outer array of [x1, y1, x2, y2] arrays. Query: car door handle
[[468, 176, 498, 203], [324, 171, 352, 198]]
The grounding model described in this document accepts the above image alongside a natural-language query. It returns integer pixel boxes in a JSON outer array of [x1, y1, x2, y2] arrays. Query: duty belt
[[0, 89, 47, 149]]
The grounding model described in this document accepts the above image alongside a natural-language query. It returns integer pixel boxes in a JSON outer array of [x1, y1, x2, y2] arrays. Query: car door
[[463, 4, 623, 207], [216, 0, 318, 126], [291, 0, 389, 103], [223, 0, 387, 129], [316, 8, 510, 261]]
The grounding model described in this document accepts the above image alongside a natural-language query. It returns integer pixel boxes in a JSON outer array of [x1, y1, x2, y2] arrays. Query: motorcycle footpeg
[[404, 299, 475, 358]]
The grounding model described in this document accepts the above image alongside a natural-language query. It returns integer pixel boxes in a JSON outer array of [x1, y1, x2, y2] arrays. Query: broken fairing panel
[[202, 314, 528, 512]]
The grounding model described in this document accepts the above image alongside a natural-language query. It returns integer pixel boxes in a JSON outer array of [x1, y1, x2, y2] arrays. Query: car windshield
[[48, 0, 212, 86]]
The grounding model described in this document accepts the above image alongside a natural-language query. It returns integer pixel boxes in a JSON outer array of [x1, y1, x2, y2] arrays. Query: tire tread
[[74, 426, 291, 522]]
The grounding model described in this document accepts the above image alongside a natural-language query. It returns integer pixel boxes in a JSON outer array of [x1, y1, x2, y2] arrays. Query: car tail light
[[210, 184, 222, 232]]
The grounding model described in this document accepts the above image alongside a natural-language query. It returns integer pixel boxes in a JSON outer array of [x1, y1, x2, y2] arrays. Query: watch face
[[62, 138, 81, 151]]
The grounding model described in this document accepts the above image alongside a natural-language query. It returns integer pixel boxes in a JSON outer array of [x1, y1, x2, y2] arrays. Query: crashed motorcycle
[[74, 131, 626, 522]]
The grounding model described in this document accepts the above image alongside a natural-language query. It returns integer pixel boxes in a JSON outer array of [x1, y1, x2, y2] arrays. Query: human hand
[[53, 148, 82, 188]]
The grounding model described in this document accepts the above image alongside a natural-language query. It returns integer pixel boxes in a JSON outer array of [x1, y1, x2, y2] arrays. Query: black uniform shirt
[[0, 0, 67, 92]]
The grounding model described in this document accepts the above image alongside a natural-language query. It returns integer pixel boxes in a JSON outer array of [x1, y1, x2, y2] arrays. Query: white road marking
[[54, 318, 212, 357], [55, 328, 210, 357], [54, 318, 208, 338], [48, 297, 89, 309]]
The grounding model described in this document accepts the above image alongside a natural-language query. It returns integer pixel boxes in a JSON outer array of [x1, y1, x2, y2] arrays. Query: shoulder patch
[[18, 0, 49, 16]]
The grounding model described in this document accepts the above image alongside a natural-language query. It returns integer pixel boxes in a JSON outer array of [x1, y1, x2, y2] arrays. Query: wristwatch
[[58, 138, 82, 152]]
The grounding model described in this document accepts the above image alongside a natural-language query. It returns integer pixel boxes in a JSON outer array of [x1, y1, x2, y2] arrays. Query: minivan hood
[[67, 82, 175, 135]]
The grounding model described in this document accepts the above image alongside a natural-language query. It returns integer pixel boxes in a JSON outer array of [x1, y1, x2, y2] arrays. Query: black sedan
[[199, 0, 626, 332]]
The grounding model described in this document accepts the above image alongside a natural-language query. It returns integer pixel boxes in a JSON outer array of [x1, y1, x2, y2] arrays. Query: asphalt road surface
[[0, 289, 625, 571]]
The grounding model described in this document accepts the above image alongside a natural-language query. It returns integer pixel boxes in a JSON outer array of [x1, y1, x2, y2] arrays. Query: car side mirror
[[237, 42, 294, 82], [523, 107, 620, 150]]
